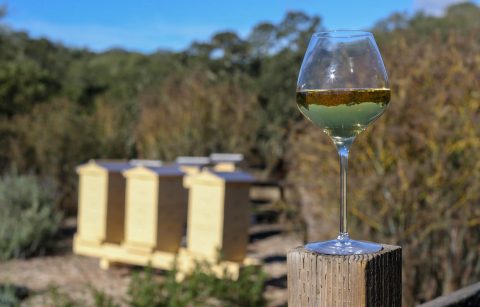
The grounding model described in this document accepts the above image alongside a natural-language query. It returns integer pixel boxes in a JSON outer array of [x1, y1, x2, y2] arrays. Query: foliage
[[90, 288, 119, 307], [6, 100, 103, 208], [0, 172, 61, 260], [288, 6, 480, 306], [127, 264, 267, 307], [46, 287, 78, 307], [44, 287, 119, 307], [0, 284, 21, 307], [135, 71, 259, 162], [127, 267, 161, 307]]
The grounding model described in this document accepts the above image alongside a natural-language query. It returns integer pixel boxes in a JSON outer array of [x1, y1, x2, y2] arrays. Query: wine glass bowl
[[296, 31, 390, 255]]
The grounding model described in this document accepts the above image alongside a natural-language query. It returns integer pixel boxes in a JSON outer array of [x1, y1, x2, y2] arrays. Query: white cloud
[[414, 0, 468, 16]]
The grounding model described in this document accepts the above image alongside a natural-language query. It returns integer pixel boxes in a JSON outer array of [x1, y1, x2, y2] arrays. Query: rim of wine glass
[[312, 30, 373, 38]]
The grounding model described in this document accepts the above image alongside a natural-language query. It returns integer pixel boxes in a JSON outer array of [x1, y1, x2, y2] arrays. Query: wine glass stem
[[339, 149, 348, 236], [334, 137, 353, 239]]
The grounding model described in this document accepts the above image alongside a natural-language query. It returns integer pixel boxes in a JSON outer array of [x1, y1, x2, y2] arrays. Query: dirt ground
[[0, 220, 302, 307]]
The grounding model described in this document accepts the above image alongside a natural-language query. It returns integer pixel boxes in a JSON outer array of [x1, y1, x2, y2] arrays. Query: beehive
[[175, 156, 210, 174], [175, 156, 210, 188], [210, 153, 244, 172], [122, 165, 187, 254], [75, 160, 131, 246], [187, 169, 254, 262]]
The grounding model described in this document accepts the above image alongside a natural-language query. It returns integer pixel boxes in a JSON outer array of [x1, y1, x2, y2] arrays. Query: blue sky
[[2, 0, 476, 53]]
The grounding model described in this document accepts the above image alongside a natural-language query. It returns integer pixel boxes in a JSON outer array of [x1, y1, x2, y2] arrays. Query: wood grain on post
[[287, 244, 402, 307]]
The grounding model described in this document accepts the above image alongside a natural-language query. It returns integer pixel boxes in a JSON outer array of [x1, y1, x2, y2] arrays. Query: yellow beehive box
[[187, 169, 254, 263], [122, 165, 188, 254], [75, 160, 132, 246]]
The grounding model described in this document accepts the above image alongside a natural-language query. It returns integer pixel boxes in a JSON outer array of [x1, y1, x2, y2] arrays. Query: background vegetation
[[0, 2, 479, 305], [0, 172, 61, 260]]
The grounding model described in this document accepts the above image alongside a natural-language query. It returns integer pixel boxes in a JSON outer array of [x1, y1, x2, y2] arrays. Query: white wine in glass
[[296, 31, 390, 255]]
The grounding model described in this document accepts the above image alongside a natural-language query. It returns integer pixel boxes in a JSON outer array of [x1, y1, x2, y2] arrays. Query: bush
[[128, 263, 267, 307], [90, 288, 119, 307], [135, 71, 260, 163], [46, 287, 78, 307], [0, 172, 61, 260], [0, 284, 28, 307], [6, 99, 104, 211], [44, 286, 119, 307], [0, 285, 20, 307]]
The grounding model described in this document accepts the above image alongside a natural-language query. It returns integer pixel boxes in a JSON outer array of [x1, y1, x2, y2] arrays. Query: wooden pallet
[[73, 235, 260, 280]]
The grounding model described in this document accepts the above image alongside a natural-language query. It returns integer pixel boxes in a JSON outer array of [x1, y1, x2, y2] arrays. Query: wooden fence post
[[287, 244, 402, 307]]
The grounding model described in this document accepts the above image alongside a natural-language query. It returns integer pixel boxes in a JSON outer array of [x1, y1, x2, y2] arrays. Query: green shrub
[[0, 284, 28, 307], [127, 263, 267, 307], [0, 285, 20, 307], [47, 287, 78, 307], [45, 287, 118, 307], [90, 288, 119, 307], [0, 172, 61, 260], [128, 267, 162, 307]]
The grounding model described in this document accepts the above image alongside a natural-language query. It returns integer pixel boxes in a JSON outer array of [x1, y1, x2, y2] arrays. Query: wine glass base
[[305, 238, 382, 255]]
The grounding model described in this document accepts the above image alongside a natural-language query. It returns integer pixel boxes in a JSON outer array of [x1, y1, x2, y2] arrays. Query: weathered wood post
[[287, 244, 402, 307]]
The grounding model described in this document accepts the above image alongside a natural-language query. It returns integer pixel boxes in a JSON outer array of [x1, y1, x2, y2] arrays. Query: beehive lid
[[213, 171, 254, 182], [209, 153, 244, 164], [123, 165, 185, 178], [96, 161, 133, 172], [146, 165, 185, 176], [189, 169, 255, 184], [76, 160, 132, 174], [130, 159, 163, 167], [175, 156, 210, 166]]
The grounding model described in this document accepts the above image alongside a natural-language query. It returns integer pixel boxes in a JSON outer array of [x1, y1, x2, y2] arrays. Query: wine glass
[[296, 30, 390, 255]]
